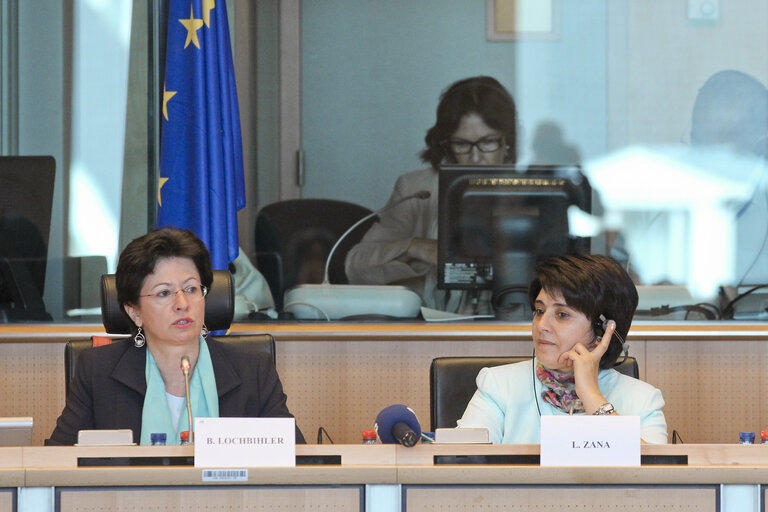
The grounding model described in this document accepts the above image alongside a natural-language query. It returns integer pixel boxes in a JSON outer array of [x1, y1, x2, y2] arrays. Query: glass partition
[[279, 0, 768, 322], [1, 0, 766, 323], [1, 0, 140, 323]]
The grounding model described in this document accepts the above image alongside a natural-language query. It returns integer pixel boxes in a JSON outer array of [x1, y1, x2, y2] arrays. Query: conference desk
[[2, 321, 768, 445], [1, 444, 768, 511]]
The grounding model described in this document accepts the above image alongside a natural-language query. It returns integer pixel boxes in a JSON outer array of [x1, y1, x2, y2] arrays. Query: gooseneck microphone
[[180, 355, 194, 444], [322, 190, 431, 284], [283, 191, 430, 319], [374, 404, 422, 447]]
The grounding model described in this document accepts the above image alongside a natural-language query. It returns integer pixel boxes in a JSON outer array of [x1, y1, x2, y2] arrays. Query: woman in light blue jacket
[[459, 253, 667, 444]]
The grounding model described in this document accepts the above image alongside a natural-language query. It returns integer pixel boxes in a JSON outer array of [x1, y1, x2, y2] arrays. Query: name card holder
[[540, 415, 641, 467], [194, 417, 296, 468]]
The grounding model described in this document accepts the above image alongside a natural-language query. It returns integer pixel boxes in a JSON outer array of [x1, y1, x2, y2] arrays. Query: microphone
[[180, 355, 194, 444], [374, 404, 422, 447], [283, 191, 431, 319], [322, 190, 431, 284]]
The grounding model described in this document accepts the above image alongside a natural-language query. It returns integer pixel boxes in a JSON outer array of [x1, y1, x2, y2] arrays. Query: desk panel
[[0, 490, 12, 512], [8, 445, 768, 512], [58, 486, 362, 512], [26, 466, 395, 487], [404, 486, 717, 511]]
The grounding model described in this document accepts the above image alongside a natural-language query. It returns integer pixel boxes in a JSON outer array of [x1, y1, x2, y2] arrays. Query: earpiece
[[594, 314, 609, 338], [595, 313, 629, 364]]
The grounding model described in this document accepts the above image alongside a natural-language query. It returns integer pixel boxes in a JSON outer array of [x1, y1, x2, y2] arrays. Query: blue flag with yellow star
[[158, 0, 245, 270]]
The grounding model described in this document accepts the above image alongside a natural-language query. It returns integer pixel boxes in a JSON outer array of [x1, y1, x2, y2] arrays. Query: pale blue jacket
[[457, 359, 668, 444]]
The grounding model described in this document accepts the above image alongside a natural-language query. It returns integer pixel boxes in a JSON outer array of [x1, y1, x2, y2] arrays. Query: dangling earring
[[134, 327, 146, 348], [200, 324, 209, 339]]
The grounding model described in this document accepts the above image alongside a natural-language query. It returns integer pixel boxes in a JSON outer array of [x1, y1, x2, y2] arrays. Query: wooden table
[[2, 444, 768, 511]]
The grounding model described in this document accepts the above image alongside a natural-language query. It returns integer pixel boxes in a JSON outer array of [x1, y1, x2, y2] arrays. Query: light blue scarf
[[140, 337, 219, 445]]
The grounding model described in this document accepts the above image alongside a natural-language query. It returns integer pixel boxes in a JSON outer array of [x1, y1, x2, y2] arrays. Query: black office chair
[[65, 270, 275, 395], [254, 198, 374, 310], [429, 355, 639, 431]]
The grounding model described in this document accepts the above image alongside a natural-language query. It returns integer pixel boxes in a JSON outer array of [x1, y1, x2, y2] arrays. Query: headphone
[[532, 356, 542, 417], [594, 314, 629, 359]]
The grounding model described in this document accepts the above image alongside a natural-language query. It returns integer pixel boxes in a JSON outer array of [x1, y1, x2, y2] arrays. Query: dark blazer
[[46, 337, 305, 445]]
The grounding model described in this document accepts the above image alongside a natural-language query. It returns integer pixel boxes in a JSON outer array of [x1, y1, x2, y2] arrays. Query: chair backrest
[[254, 198, 374, 310], [64, 334, 276, 397], [100, 269, 234, 334], [429, 355, 639, 431]]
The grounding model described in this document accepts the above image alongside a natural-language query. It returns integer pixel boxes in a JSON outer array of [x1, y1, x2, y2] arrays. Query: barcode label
[[202, 469, 249, 482]]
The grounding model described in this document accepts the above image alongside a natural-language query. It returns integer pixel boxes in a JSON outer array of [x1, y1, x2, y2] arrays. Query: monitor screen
[[0, 156, 56, 321], [437, 164, 591, 303]]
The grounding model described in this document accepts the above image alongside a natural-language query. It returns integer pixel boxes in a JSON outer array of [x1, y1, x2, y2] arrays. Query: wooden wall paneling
[[645, 339, 766, 443], [3, 323, 768, 447], [0, 342, 63, 446], [276, 339, 531, 445]]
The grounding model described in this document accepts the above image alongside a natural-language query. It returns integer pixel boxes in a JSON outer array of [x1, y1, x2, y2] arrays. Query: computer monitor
[[437, 164, 591, 309], [0, 156, 56, 321]]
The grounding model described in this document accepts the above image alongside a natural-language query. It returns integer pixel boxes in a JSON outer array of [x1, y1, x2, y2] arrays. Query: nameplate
[[194, 417, 296, 468], [540, 415, 640, 466]]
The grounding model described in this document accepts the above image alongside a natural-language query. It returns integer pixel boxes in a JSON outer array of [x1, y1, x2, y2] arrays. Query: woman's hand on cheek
[[559, 321, 616, 413]]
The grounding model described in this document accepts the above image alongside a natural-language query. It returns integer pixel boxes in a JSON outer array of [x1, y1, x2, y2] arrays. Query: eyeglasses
[[446, 135, 504, 155], [139, 285, 208, 306]]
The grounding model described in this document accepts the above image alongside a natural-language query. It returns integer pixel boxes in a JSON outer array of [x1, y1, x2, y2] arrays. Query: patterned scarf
[[535, 362, 585, 414]]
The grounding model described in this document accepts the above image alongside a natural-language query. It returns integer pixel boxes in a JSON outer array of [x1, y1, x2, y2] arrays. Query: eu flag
[[158, 0, 245, 271]]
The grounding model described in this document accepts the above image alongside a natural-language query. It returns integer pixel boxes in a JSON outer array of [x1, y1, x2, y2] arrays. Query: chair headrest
[[100, 270, 235, 334]]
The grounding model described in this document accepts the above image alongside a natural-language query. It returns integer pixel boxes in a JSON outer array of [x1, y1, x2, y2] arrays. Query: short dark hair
[[116, 227, 213, 328], [527, 253, 638, 369], [420, 76, 518, 168]]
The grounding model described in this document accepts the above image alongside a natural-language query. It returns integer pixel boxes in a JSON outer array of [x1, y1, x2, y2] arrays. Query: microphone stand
[[323, 190, 431, 284], [181, 355, 194, 444], [283, 190, 430, 320]]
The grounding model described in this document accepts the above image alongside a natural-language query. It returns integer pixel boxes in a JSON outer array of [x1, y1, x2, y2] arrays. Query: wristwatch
[[593, 403, 615, 416]]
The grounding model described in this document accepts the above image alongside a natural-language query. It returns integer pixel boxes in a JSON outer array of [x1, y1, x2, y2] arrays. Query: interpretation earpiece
[[595, 313, 630, 366], [594, 314, 609, 337]]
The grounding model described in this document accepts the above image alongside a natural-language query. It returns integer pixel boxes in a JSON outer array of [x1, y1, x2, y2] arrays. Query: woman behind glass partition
[[344, 76, 518, 315]]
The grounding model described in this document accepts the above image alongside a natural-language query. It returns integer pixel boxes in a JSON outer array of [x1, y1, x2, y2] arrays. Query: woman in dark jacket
[[48, 227, 304, 445]]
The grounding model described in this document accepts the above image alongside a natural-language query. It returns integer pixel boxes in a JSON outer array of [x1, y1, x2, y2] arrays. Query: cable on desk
[[317, 426, 334, 444]]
